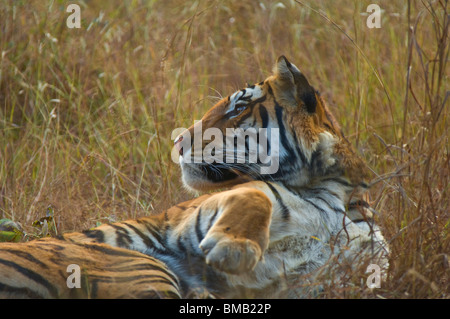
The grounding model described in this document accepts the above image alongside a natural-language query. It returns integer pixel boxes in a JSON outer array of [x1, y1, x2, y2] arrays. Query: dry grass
[[0, 0, 448, 298]]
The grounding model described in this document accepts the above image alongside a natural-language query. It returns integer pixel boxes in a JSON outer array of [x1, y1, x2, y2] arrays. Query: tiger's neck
[[278, 173, 372, 223]]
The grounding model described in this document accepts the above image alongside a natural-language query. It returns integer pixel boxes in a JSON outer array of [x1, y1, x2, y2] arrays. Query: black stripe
[[308, 187, 341, 201], [136, 219, 164, 244], [75, 242, 143, 258], [122, 222, 163, 252], [272, 98, 309, 171], [132, 278, 178, 288], [292, 186, 343, 213], [77, 244, 178, 283], [177, 236, 186, 253], [267, 83, 274, 96], [234, 95, 267, 124], [312, 195, 345, 214], [323, 107, 339, 135], [303, 197, 328, 215], [121, 287, 180, 299], [195, 208, 204, 244], [77, 242, 177, 283], [322, 177, 369, 189], [108, 262, 166, 272], [244, 134, 250, 160], [123, 224, 168, 257], [259, 104, 269, 129], [90, 280, 98, 299], [110, 224, 132, 247], [281, 182, 342, 216], [321, 177, 353, 187], [310, 149, 322, 171], [34, 241, 66, 251], [0, 282, 44, 299], [1, 248, 50, 269], [279, 181, 297, 195], [81, 229, 105, 242], [348, 200, 370, 209], [239, 89, 247, 100], [207, 208, 219, 231], [323, 122, 337, 135], [131, 276, 178, 292], [244, 95, 267, 108], [291, 129, 308, 165], [352, 218, 373, 223], [86, 273, 175, 285], [0, 258, 58, 298], [274, 102, 297, 166], [162, 221, 172, 253], [302, 90, 317, 113], [129, 258, 179, 286], [164, 291, 182, 299], [265, 182, 290, 220]]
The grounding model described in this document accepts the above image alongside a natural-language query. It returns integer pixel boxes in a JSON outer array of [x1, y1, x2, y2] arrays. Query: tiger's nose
[[174, 135, 184, 156]]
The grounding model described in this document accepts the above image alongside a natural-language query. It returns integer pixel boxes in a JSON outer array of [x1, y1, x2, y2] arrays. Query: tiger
[[0, 238, 181, 298], [0, 56, 388, 298]]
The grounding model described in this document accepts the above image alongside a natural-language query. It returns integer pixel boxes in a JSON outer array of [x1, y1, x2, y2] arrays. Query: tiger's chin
[[180, 161, 245, 192]]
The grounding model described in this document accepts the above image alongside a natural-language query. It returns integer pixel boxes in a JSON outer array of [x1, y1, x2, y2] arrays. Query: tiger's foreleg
[[198, 188, 272, 275]]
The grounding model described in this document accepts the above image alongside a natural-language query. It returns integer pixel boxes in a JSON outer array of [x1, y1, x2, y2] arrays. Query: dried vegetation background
[[0, 0, 448, 298]]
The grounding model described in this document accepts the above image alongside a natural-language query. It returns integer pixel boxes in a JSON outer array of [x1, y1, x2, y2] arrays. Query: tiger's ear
[[273, 56, 317, 113]]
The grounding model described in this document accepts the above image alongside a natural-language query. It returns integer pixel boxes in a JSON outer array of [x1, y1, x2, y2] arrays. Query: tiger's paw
[[199, 232, 262, 274]]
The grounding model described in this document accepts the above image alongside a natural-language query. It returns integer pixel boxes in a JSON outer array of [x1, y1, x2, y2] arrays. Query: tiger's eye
[[234, 104, 246, 113]]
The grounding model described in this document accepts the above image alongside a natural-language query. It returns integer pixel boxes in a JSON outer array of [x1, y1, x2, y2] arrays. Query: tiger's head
[[174, 56, 368, 193]]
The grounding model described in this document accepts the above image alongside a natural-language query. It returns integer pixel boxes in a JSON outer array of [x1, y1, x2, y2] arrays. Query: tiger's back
[[0, 237, 181, 298]]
